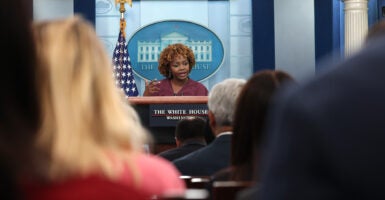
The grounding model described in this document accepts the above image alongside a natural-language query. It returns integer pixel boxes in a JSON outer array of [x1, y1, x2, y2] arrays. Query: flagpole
[[115, 0, 132, 38]]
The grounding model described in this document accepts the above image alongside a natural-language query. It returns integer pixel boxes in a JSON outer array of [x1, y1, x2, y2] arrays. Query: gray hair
[[207, 78, 246, 126]]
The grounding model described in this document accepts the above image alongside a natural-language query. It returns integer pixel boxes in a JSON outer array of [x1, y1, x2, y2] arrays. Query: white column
[[343, 0, 369, 57]]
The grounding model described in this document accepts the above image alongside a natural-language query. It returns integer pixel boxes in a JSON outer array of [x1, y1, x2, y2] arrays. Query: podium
[[128, 96, 208, 152]]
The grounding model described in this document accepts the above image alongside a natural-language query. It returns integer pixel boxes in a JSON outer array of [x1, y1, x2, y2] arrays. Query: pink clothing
[[22, 175, 148, 200], [120, 153, 186, 197], [21, 153, 185, 199], [153, 78, 208, 96]]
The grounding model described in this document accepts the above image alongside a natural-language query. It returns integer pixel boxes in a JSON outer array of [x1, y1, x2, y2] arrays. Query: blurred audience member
[[173, 78, 246, 176], [158, 117, 207, 161], [257, 26, 385, 200], [26, 16, 185, 199], [204, 118, 215, 144], [0, 1, 40, 199], [212, 70, 295, 182]]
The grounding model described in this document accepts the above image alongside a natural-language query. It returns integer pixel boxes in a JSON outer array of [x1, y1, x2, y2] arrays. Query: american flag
[[112, 30, 139, 97]]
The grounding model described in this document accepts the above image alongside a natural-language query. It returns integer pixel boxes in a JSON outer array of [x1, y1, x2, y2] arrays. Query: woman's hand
[[143, 79, 160, 96]]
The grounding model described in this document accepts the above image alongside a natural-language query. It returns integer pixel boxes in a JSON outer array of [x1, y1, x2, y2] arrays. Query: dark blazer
[[258, 37, 385, 200], [173, 134, 232, 176], [157, 140, 206, 162]]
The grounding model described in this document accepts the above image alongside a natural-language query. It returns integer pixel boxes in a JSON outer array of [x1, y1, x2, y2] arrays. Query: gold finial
[[115, 0, 132, 13]]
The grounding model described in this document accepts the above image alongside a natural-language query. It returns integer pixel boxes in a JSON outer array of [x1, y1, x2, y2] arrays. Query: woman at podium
[[143, 43, 208, 96]]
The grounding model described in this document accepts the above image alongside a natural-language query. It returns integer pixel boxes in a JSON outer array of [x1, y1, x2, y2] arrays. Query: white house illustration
[[137, 32, 212, 63]]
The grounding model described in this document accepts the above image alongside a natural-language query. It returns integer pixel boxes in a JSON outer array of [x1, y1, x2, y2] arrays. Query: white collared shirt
[[216, 131, 232, 138]]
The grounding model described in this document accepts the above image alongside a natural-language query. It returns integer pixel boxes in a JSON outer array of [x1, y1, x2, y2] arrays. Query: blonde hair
[[33, 16, 150, 181]]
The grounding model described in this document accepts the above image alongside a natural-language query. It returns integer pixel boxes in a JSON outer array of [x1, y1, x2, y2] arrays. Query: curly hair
[[158, 43, 196, 78]]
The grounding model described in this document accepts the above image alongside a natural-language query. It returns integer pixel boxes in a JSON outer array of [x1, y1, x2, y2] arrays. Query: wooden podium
[[128, 96, 208, 153]]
